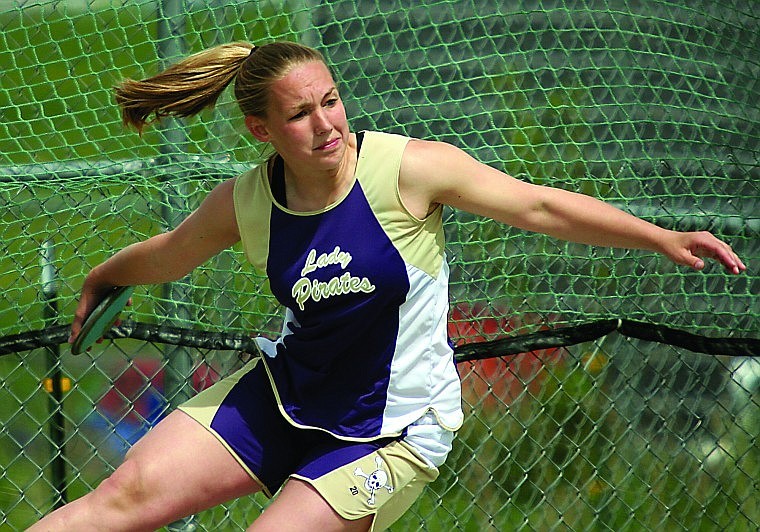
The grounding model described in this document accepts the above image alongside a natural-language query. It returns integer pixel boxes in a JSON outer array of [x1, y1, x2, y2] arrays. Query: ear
[[245, 115, 270, 143]]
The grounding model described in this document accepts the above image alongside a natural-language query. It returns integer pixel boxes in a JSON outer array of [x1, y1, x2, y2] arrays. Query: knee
[[94, 457, 149, 514]]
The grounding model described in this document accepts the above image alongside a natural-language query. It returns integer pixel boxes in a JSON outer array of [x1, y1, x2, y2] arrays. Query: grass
[[0, 2, 297, 165]]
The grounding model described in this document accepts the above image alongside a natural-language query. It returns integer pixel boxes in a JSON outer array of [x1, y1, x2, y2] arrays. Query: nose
[[313, 108, 331, 135]]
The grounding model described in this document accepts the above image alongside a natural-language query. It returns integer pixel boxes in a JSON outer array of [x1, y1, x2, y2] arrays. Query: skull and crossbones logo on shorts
[[353, 456, 394, 505]]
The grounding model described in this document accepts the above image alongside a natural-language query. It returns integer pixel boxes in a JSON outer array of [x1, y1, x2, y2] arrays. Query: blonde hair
[[114, 41, 325, 133]]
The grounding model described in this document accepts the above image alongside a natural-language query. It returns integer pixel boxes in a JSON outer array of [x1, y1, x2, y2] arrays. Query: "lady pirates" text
[[292, 247, 375, 310]]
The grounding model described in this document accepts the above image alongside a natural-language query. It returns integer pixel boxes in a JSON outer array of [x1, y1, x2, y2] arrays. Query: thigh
[[123, 409, 262, 513], [249, 479, 373, 532], [179, 358, 306, 495]]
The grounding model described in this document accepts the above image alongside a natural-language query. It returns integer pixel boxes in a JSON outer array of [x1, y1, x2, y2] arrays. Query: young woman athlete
[[30, 41, 745, 531]]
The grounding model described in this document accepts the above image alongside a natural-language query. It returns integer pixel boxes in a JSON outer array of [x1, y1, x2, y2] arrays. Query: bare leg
[[249, 479, 372, 532], [29, 410, 261, 532]]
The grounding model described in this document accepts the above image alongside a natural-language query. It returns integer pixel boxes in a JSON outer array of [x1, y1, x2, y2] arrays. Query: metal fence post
[[40, 239, 68, 508], [157, 2, 197, 530]]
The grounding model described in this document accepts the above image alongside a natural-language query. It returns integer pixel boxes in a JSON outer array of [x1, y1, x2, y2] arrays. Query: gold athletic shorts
[[179, 358, 440, 530]]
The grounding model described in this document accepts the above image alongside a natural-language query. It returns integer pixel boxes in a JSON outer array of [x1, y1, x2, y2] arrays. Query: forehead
[[269, 61, 337, 110]]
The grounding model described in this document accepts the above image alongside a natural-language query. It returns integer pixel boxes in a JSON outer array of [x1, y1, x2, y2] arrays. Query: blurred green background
[[1, 1, 757, 530]]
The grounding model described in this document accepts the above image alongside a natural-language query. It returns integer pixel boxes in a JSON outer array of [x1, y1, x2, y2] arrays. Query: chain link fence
[[1, 1, 758, 530]]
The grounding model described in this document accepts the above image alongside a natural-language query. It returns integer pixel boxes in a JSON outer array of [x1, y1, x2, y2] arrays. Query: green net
[[1, 1, 757, 530]]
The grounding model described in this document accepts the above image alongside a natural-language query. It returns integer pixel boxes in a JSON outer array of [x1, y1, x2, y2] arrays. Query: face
[[245, 61, 350, 173]]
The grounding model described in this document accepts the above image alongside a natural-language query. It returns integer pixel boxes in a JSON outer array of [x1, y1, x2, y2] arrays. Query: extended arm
[[70, 178, 241, 341], [399, 140, 745, 274]]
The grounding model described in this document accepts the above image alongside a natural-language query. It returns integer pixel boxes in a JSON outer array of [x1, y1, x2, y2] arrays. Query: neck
[[283, 133, 357, 211]]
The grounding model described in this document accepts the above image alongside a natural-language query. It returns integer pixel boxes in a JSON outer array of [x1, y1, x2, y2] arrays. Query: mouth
[[315, 137, 340, 151]]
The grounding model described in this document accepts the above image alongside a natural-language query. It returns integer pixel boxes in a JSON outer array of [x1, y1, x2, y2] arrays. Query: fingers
[[68, 307, 88, 344], [685, 231, 746, 274], [705, 240, 744, 275], [720, 253, 746, 275], [68, 284, 116, 344]]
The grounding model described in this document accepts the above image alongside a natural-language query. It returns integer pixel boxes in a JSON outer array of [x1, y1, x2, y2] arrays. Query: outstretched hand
[[662, 230, 746, 274]]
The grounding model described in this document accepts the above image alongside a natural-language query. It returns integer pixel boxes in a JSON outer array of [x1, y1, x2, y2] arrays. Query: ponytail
[[114, 40, 325, 134], [114, 41, 254, 133]]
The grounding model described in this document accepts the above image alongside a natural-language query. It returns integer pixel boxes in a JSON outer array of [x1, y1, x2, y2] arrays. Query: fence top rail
[[0, 157, 254, 183]]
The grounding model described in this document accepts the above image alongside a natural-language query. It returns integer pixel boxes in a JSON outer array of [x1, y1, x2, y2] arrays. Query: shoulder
[[399, 139, 538, 221], [395, 139, 469, 218], [399, 139, 482, 196], [199, 177, 238, 219], [231, 161, 272, 206], [401, 138, 477, 174], [404, 136, 452, 153], [233, 162, 268, 191], [359, 130, 412, 159]]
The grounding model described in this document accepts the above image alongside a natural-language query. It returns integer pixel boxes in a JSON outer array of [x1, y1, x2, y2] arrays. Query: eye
[[324, 98, 338, 107], [289, 110, 307, 121]]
